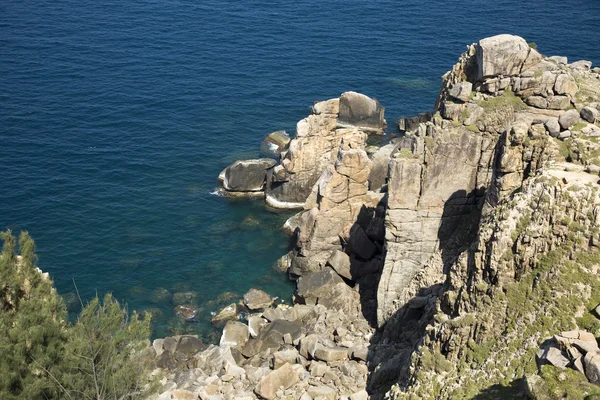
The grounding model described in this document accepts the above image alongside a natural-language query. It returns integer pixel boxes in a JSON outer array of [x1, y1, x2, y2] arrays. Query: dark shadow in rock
[[364, 188, 487, 399], [345, 195, 388, 327], [469, 378, 527, 399]]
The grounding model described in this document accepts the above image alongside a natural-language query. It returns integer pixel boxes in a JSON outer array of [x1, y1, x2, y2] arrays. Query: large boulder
[[242, 319, 303, 358], [448, 81, 473, 102], [254, 363, 299, 399], [243, 288, 274, 310], [559, 109, 580, 130], [554, 74, 579, 97], [476, 34, 542, 79], [584, 350, 600, 384], [295, 267, 345, 305], [220, 320, 249, 348], [211, 303, 238, 327], [338, 91, 386, 132], [219, 158, 276, 192], [581, 106, 599, 123]]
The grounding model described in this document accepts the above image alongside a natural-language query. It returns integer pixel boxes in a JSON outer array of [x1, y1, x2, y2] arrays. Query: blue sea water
[[1, 0, 599, 339]]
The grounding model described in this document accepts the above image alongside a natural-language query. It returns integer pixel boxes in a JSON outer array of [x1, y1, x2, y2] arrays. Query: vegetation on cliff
[[0, 230, 155, 400]]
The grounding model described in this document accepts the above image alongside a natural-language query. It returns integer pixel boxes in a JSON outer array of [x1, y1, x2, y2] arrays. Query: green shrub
[[0, 231, 156, 400]]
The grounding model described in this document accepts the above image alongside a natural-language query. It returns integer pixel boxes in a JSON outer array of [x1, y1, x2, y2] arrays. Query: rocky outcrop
[[199, 33, 600, 400], [216, 92, 386, 209], [265, 97, 371, 208]]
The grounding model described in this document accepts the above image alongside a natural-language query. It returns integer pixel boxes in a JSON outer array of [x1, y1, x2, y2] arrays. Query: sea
[[1, 0, 599, 339]]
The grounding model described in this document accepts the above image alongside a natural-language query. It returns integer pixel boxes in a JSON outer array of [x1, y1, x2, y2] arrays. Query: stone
[[171, 389, 197, 400], [219, 158, 277, 192], [254, 363, 299, 400], [248, 315, 269, 338], [243, 288, 273, 310], [312, 98, 340, 115], [326, 250, 352, 280], [350, 390, 369, 400], [295, 267, 344, 305], [585, 350, 600, 384], [573, 356, 586, 374], [351, 348, 368, 362], [272, 348, 300, 369], [211, 303, 238, 327], [463, 103, 484, 126], [554, 74, 579, 97], [545, 118, 561, 137], [313, 346, 348, 362], [309, 361, 330, 377], [194, 345, 236, 377], [307, 385, 337, 400], [177, 335, 207, 355], [261, 131, 291, 158], [153, 338, 165, 357], [266, 107, 368, 207], [526, 96, 548, 109], [559, 130, 572, 139], [220, 320, 249, 348], [298, 334, 321, 359], [242, 319, 303, 358], [476, 34, 542, 79], [581, 106, 599, 123], [547, 95, 571, 110], [172, 291, 198, 305], [536, 345, 569, 369], [559, 109, 580, 130], [448, 81, 473, 102], [338, 91, 385, 132], [548, 56, 568, 65], [570, 60, 593, 71]]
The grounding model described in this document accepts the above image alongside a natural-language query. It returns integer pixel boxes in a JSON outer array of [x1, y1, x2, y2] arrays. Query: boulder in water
[[219, 158, 276, 192]]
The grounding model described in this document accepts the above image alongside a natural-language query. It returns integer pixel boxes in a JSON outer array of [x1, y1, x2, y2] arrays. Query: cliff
[[153, 34, 600, 399]]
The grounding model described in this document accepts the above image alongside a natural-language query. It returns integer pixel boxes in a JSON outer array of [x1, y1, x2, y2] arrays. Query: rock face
[[190, 33, 600, 400], [219, 158, 276, 193]]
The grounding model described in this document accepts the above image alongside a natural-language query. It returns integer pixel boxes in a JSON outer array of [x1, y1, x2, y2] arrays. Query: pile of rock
[[535, 330, 600, 384], [435, 34, 600, 140], [151, 300, 373, 400]]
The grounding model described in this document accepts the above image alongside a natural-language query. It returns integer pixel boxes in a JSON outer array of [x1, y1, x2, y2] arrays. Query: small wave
[[209, 189, 225, 197]]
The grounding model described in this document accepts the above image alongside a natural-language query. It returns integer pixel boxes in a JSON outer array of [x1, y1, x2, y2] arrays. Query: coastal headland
[[151, 34, 600, 399]]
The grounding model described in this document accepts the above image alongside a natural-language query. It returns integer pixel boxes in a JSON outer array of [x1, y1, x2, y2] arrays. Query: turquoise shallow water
[[1, 0, 599, 339]]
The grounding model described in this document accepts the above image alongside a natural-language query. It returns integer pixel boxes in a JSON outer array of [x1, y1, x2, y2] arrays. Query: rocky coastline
[[150, 34, 600, 399]]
